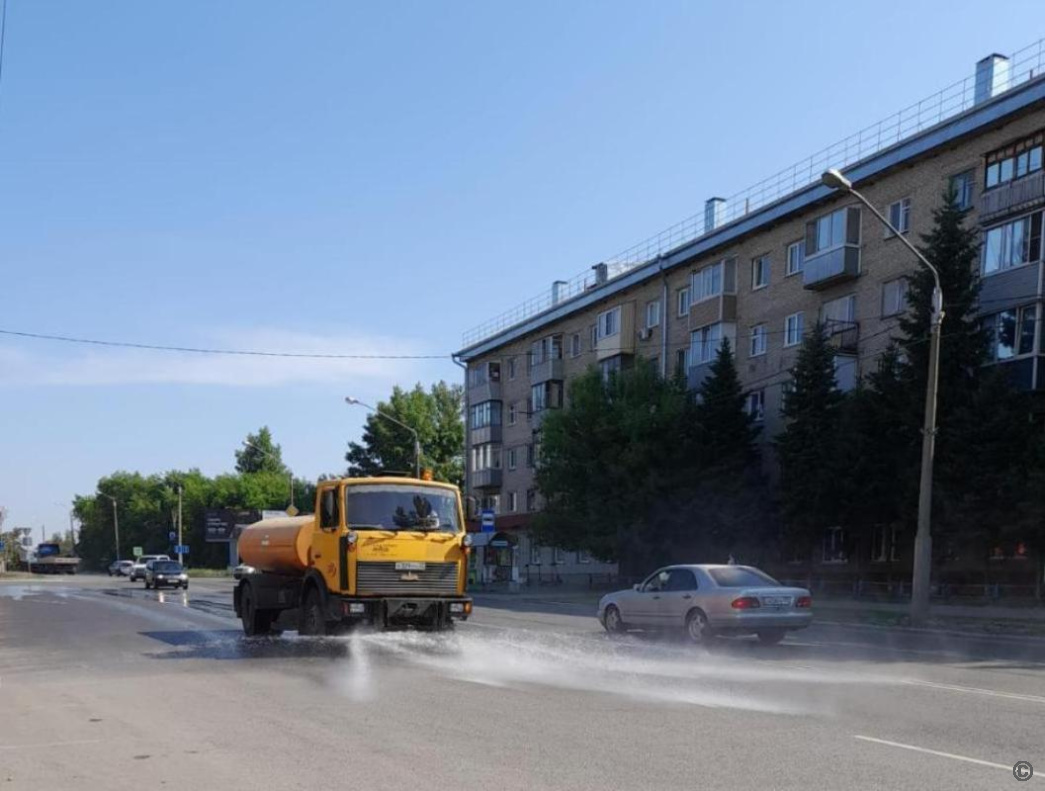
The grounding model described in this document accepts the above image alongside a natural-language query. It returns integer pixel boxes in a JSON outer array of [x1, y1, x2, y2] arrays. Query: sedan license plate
[[395, 562, 426, 571], [762, 596, 792, 606]]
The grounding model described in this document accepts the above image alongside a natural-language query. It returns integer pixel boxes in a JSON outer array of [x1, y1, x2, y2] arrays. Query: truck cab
[[234, 476, 473, 636]]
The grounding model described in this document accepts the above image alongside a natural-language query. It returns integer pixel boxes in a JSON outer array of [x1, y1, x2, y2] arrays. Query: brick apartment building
[[455, 46, 1045, 594]]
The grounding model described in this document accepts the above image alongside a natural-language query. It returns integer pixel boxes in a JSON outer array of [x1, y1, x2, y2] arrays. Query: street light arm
[[345, 397, 423, 478], [844, 187, 944, 315]]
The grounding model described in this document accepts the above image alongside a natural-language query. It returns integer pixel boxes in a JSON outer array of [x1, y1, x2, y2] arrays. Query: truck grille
[[356, 562, 459, 596]]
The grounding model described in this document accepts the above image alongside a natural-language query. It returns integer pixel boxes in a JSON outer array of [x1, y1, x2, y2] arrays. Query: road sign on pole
[[173, 545, 190, 555], [169, 531, 176, 542], [132, 546, 143, 558], [480, 509, 496, 533]]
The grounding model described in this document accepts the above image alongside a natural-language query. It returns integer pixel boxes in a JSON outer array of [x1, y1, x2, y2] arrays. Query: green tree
[[235, 427, 287, 475], [775, 322, 845, 558], [345, 382, 464, 487], [534, 361, 702, 575], [694, 337, 759, 473]]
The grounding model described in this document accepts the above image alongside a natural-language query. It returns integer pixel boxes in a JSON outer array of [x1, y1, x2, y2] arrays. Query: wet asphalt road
[[1, 575, 1043, 790]]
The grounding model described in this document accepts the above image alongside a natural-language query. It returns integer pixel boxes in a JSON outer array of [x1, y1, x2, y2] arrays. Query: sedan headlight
[[156, 574, 165, 580]]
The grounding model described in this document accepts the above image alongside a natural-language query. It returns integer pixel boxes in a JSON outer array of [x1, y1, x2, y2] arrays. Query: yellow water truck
[[234, 476, 473, 636]]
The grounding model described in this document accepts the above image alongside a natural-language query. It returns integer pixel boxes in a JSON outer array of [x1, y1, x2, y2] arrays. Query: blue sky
[[0, 0, 1035, 534]]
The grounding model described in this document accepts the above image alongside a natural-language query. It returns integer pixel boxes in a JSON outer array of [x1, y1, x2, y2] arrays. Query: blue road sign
[[480, 509, 496, 533], [169, 531, 176, 541], [0, 541, 5, 551], [174, 545, 190, 555]]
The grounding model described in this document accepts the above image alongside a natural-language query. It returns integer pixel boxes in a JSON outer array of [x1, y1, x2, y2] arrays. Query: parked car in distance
[[597, 564, 812, 645], [232, 563, 256, 580], [108, 560, 134, 577], [128, 554, 170, 582], [145, 559, 188, 590]]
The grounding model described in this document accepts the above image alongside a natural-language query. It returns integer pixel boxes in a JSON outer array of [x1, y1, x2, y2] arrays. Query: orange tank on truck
[[233, 476, 474, 637]]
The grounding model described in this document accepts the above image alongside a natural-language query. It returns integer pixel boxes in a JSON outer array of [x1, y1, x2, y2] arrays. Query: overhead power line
[[0, 328, 449, 360]]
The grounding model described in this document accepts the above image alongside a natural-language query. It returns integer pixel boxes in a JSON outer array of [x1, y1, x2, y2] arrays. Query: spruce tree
[[694, 337, 760, 473]]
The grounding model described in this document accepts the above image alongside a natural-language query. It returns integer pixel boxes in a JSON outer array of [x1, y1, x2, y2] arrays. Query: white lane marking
[[0, 739, 102, 751], [853, 735, 1040, 778], [901, 678, 1045, 705]]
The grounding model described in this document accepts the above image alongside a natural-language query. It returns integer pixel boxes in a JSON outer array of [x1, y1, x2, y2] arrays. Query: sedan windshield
[[708, 567, 779, 587], [153, 562, 182, 573], [345, 484, 460, 533]]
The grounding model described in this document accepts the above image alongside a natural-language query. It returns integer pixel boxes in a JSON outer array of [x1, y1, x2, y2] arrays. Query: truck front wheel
[[298, 588, 328, 637]]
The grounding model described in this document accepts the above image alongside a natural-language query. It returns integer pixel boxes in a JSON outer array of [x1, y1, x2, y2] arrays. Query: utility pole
[[99, 493, 120, 561], [177, 485, 184, 565]]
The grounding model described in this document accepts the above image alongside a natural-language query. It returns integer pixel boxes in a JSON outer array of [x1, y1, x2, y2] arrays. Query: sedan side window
[[642, 570, 670, 592], [666, 569, 697, 592]]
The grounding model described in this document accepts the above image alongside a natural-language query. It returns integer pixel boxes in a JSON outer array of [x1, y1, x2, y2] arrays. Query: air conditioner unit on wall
[[638, 328, 653, 341]]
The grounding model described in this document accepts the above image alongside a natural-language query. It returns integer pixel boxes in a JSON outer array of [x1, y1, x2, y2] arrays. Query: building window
[[570, 333, 581, 358], [674, 347, 688, 377], [821, 294, 856, 325], [806, 207, 860, 256], [507, 491, 517, 513], [589, 324, 598, 350], [677, 286, 691, 317], [597, 307, 620, 340], [881, 278, 909, 318], [552, 547, 566, 564], [749, 324, 767, 357], [751, 255, 770, 290], [507, 358, 516, 380], [599, 354, 624, 381], [526, 488, 537, 512], [470, 443, 501, 471], [645, 300, 661, 329], [692, 259, 735, 303], [469, 401, 502, 429], [784, 313, 804, 347], [530, 381, 563, 413], [822, 527, 847, 564], [526, 443, 535, 468], [985, 132, 1044, 189], [949, 170, 975, 210], [885, 198, 911, 236], [984, 305, 1037, 360], [746, 389, 765, 423], [481, 494, 500, 514], [468, 362, 499, 388], [507, 448, 517, 470], [507, 402, 516, 426], [780, 380, 795, 410], [691, 323, 724, 365], [785, 240, 805, 276], [577, 549, 592, 564], [529, 541, 541, 564], [983, 212, 1042, 275], [871, 525, 899, 563]]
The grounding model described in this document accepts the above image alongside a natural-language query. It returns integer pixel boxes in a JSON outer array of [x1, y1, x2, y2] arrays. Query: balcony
[[470, 424, 502, 445], [688, 294, 737, 330], [803, 245, 860, 290], [686, 362, 712, 392], [980, 171, 1045, 222], [530, 357, 564, 384], [824, 320, 859, 354], [468, 378, 501, 404], [471, 468, 503, 490]]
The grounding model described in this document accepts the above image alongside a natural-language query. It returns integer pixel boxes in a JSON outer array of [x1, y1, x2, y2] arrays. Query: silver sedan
[[597, 564, 812, 644]]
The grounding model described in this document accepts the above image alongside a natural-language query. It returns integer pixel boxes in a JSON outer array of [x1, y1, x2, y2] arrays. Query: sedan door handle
[[682, 594, 692, 599]]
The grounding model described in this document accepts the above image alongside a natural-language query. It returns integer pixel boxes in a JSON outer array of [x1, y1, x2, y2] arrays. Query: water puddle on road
[[331, 627, 897, 716]]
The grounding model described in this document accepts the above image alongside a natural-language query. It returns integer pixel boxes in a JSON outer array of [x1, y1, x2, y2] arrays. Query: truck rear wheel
[[298, 587, 328, 637], [240, 583, 276, 637]]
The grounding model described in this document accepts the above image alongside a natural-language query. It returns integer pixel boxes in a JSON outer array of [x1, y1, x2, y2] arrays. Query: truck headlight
[[346, 531, 358, 545], [462, 534, 473, 548], [349, 603, 365, 614]]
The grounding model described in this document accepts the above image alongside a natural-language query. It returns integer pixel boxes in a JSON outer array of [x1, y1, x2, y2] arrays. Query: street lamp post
[[99, 493, 120, 562], [821, 168, 944, 626], [345, 396, 422, 479], [242, 441, 295, 513]]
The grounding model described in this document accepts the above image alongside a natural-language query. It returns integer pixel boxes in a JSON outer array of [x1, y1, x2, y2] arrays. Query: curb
[[816, 618, 1045, 644]]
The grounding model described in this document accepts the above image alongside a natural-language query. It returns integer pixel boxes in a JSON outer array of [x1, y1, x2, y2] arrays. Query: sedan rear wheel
[[757, 629, 786, 646], [603, 605, 624, 634], [685, 609, 711, 644]]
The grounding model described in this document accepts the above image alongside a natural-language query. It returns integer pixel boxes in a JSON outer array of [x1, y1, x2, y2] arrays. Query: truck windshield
[[345, 484, 460, 533]]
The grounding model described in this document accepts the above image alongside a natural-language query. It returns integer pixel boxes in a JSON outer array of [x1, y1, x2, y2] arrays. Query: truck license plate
[[395, 562, 426, 571]]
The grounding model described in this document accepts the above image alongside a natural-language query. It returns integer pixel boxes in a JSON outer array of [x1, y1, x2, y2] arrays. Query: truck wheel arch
[[300, 570, 329, 611]]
